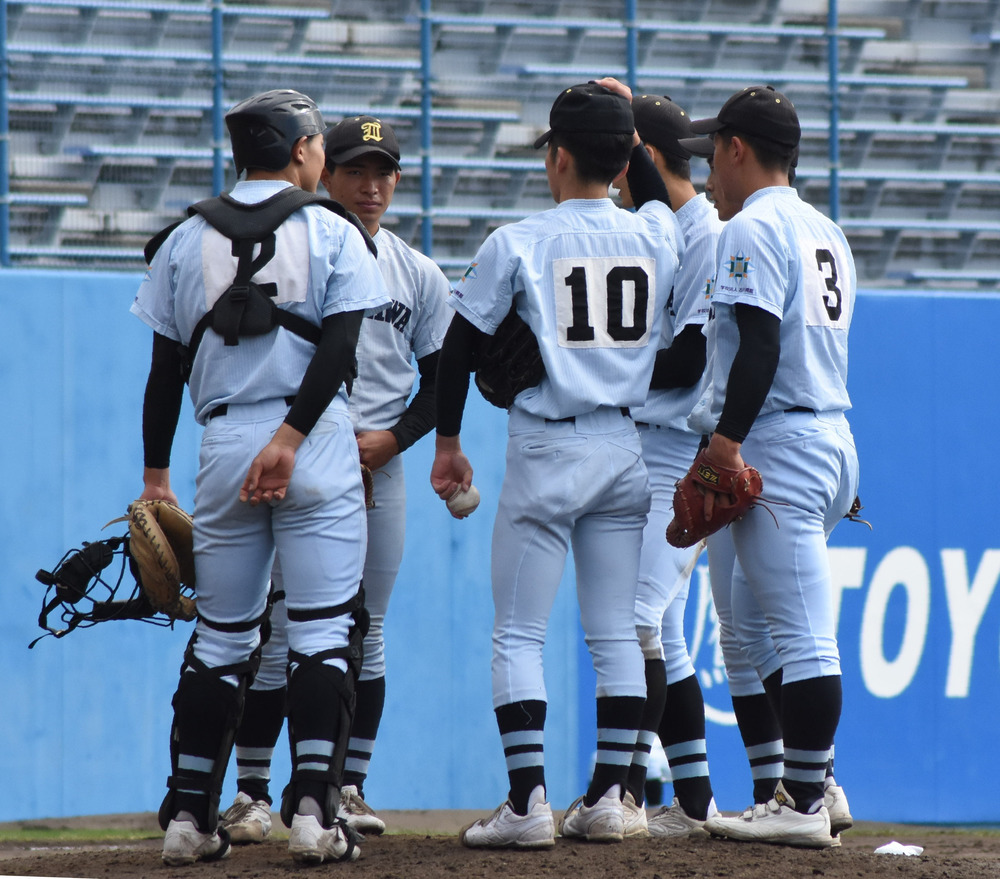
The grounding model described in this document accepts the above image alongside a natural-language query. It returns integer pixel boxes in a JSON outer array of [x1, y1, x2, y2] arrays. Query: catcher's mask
[[31, 531, 193, 647]]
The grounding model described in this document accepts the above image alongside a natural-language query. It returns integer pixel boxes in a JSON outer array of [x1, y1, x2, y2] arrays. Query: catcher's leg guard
[[158, 636, 259, 832], [279, 587, 368, 829], [280, 658, 357, 828]]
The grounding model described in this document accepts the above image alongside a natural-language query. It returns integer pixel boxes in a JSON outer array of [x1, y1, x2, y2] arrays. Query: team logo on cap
[[727, 251, 753, 280], [361, 120, 384, 143]]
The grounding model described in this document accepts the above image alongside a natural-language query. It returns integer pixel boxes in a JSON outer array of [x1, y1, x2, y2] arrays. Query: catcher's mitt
[[665, 450, 763, 548], [119, 499, 197, 621], [474, 304, 545, 409]]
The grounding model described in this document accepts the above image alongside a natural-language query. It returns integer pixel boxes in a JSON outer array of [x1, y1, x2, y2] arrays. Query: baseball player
[[609, 93, 724, 839], [218, 115, 453, 842], [431, 78, 682, 848], [132, 89, 389, 866], [676, 85, 860, 848], [699, 136, 853, 841]]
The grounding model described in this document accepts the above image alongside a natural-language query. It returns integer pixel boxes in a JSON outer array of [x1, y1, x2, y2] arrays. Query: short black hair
[[718, 128, 795, 175], [549, 130, 633, 185], [655, 146, 691, 182]]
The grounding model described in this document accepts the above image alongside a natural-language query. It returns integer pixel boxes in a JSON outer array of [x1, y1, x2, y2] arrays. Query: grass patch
[[0, 827, 160, 844]]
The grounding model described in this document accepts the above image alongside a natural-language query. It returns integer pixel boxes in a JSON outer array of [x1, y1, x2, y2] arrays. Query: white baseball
[[447, 484, 481, 517]]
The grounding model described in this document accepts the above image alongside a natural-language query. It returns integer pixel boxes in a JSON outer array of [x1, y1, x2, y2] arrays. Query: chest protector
[[145, 187, 376, 380]]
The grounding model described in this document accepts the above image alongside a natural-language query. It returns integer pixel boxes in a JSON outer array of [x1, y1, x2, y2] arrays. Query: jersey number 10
[[554, 257, 657, 349]]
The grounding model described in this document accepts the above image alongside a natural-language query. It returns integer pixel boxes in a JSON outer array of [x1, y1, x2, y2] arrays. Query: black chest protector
[[145, 187, 376, 380]]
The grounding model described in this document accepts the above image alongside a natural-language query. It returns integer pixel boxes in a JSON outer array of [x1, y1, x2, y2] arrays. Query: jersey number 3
[[554, 256, 657, 349], [802, 241, 852, 328]]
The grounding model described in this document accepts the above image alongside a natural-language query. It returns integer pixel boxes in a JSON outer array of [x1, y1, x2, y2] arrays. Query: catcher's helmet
[[226, 89, 325, 175]]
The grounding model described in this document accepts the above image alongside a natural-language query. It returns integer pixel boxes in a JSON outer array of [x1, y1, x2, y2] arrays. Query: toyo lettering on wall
[[689, 546, 1000, 716]]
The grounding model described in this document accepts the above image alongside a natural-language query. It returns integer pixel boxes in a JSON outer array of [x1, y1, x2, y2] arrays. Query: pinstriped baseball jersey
[[703, 186, 855, 425], [632, 194, 721, 430], [349, 226, 453, 433], [131, 180, 389, 425], [450, 197, 683, 420]]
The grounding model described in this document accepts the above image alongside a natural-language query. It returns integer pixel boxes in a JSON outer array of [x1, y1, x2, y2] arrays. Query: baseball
[[447, 484, 481, 517]]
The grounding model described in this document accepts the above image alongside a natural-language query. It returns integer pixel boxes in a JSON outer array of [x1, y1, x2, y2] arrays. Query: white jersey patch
[[552, 255, 657, 349], [800, 237, 852, 330]]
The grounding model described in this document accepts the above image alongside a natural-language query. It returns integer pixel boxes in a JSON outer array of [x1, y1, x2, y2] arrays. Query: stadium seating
[[2, 0, 999, 290]]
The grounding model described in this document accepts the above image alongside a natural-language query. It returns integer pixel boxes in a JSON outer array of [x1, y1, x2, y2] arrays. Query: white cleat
[[161, 818, 231, 866], [460, 785, 556, 849], [340, 784, 387, 836], [623, 791, 649, 838], [559, 786, 625, 843], [219, 791, 272, 844], [647, 796, 718, 839], [824, 780, 854, 837], [704, 784, 839, 849], [287, 813, 361, 863]]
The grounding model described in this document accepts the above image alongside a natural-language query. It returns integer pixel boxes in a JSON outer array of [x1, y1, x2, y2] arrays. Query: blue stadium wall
[[2, 269, 998, 824]]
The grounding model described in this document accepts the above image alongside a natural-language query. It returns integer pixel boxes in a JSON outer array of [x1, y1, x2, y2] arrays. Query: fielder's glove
[[119, 499, 197, 621], [361, 464, 375, 510], [474, 305, 545, 410], [665, 449, 763, 548]]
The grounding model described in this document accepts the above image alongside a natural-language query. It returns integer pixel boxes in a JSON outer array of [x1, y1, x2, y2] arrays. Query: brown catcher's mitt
[[361, 464, 375, 510], [665, 450, 764, 548], [123, 499, 197, 621]]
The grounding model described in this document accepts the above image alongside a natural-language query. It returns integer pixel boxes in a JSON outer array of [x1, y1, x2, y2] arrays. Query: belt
[[208, 395, 297, 421], [785, 406, 814, 414], [546, 406, 631, 424]]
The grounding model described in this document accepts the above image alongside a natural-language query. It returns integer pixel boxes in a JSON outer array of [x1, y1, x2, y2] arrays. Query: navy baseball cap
[[533, 82, 634, 149], [632, 94, 694, 159], [680, 85, 801, 155], [324, 115, 401, 170]]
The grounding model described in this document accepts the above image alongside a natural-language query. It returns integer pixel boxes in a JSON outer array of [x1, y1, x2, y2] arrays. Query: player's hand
[[431, 434, 473, 502], [241, 423, 304, 506], [356, 429, 400, 472], [594, 76, 632, 101], [140, 467, 179, 506], [703, 434, 745, 520]]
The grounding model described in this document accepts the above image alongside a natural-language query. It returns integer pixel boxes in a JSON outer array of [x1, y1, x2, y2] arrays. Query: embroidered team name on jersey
[[368, 299, 412, 331], [552, 256, 657, 349]]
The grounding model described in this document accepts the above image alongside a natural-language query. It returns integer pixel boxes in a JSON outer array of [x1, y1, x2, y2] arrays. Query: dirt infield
[[2, 811, 1000, 879]]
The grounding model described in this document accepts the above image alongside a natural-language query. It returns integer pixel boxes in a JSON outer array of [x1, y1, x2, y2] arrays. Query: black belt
[[208, 395, 297, 420], [546, 406, 631, 424], [786, 406, 814, 414]]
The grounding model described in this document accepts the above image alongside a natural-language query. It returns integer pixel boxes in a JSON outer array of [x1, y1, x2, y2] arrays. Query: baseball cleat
[[622, 791, 649, 837], [219, 791, 272, 843], [460, 786, 556, 849], [647, 796, 717, 839], [824, 780, 853, 836], [559, 786, 626, 842], [288, 813, 361, 863], [161, 818, 231, 866], [340, 784, 386, 835], [704, 784, 840, 849]]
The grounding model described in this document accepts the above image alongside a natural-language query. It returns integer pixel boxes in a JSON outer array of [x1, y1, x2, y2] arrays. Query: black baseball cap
[[632, 94, 694, 159], [533, 82, 634, 149], [680, 85, 801, 155], [324, 115, 401, 170]]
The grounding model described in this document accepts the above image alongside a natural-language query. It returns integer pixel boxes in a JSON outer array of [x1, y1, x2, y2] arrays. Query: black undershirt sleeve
[[389, 349, 440, 453], [435, 314, 483, 438], [625, 142, 671, 209], [142, 331, 186, 469], [649, 323, 707, 390], [714, 303, 781, 443], [285, 310, 365, 437]]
